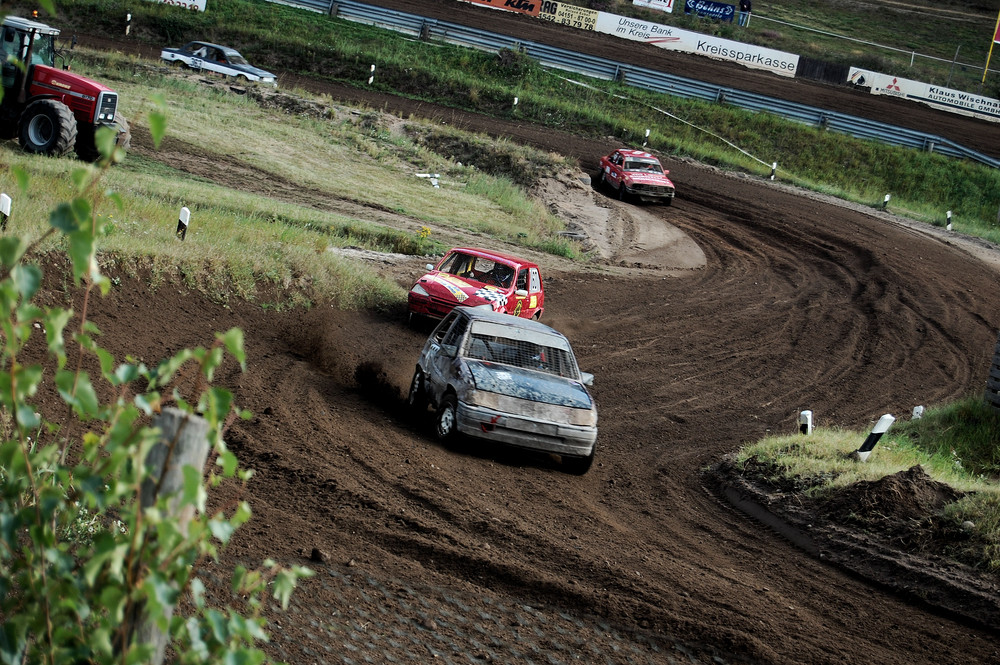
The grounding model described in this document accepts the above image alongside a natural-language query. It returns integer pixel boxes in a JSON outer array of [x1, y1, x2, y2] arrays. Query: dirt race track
[[63, 6, 1000, 663]]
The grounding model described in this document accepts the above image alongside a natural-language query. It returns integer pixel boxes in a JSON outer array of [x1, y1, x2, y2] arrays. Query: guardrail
[[269, 0, 1000, 169]]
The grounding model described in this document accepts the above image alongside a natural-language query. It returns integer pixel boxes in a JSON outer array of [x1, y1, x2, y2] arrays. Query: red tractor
[[0, 15, 130, 161]]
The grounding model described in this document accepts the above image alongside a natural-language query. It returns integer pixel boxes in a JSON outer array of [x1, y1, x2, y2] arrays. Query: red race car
[[407, 247, 545, 323], [597, 149, 676, 204]]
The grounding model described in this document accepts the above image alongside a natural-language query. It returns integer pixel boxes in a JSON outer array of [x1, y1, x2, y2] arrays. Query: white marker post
[[854, 414, 895, 462], [946, 210, 952, 231], [798, 410, 813, 435], [882, 194, 891, 209], [643, 128, 650, 147], [368, 64, 375, 85], [769, 162, 777, 180], [176, 206, 190, 241], [0, 193, 10, 232], [912, 405, 924, 420], [125, 13, 132, 36]]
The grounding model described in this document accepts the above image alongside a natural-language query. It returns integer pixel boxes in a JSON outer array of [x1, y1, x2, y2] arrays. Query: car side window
[[432, 312, 457, 344], [442, 314, 468, 348], [529, 268, 541, 293], [516, 270, 528, 292]]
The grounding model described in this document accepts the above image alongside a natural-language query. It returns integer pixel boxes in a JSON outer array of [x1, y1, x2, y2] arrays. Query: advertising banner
[[594, 12, 798, 77], [849, 68, 1000, 123], [462, 0, 542, 17], [683, 0, 735, 22], [632, 0, 674, 14], [145, 0, 206, 10], [538, 1, 599, 30]]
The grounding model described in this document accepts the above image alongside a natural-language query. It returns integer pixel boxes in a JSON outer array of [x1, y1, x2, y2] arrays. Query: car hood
[[232, 63, 275, 79], [625, 172, 675, 187], [466, 360, 593, 409], [416, 273, 508, 310]]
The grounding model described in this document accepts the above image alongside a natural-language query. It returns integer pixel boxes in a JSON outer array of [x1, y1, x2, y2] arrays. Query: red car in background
[[597, 149, 676, 204], [407, 247, 545, 323]]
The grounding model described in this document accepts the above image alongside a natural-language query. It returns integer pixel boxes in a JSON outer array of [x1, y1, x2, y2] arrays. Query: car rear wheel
[[435, 393, 458, 443], [408, 369, 428, 412], [18, 99, 77, 156], [563, 450, 595, 475]]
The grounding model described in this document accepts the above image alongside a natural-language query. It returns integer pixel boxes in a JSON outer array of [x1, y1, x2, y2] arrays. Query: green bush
[[0, 92, 309, 664]]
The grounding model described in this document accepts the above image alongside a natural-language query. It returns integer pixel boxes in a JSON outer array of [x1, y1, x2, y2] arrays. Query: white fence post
[[0, 193, 10, 232]]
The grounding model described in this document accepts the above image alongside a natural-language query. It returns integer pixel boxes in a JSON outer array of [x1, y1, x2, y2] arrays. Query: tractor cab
[[1, 15, 58, 68]]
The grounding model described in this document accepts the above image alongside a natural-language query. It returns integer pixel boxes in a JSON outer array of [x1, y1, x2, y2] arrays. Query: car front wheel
[[435, 394, 458, 443], [563, 450, 595, 475]]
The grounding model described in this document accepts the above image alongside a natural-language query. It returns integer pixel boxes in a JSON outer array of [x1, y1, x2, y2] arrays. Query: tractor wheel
[[75, 111, 131, 162], [114, 112, 131, 153], [18, 99, 77, 156]]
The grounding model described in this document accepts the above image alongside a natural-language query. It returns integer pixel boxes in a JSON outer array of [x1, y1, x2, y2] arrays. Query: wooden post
[[128, 407, 211, 665]]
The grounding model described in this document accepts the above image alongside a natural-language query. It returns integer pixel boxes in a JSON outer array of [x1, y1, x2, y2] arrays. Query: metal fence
[[268, 0, 1000, 169]]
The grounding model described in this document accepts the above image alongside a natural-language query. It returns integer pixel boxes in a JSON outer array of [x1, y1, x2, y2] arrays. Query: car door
[[188, 44, 208, 69], [425, 312, 468, 403], [507, 268, 530, 317], [606, 151, 624, 188], [202, 47, 229, 76]]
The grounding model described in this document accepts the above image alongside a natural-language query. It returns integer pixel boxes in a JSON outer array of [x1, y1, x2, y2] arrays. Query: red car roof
[[616, 149, 661, 161], [446, 247, 539, 269]]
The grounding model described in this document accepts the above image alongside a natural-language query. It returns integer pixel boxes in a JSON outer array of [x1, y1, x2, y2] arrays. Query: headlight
[[571, 407, 598, 428], [464, 389, 501, 409], [410, 284, 428, 297]]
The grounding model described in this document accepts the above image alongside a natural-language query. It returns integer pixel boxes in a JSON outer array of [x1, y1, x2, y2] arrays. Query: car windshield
[[438, 253, 514, 288], [226, 52, 250, 65], [465, 327, 579, 380], [624, 160, 663, 173]]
